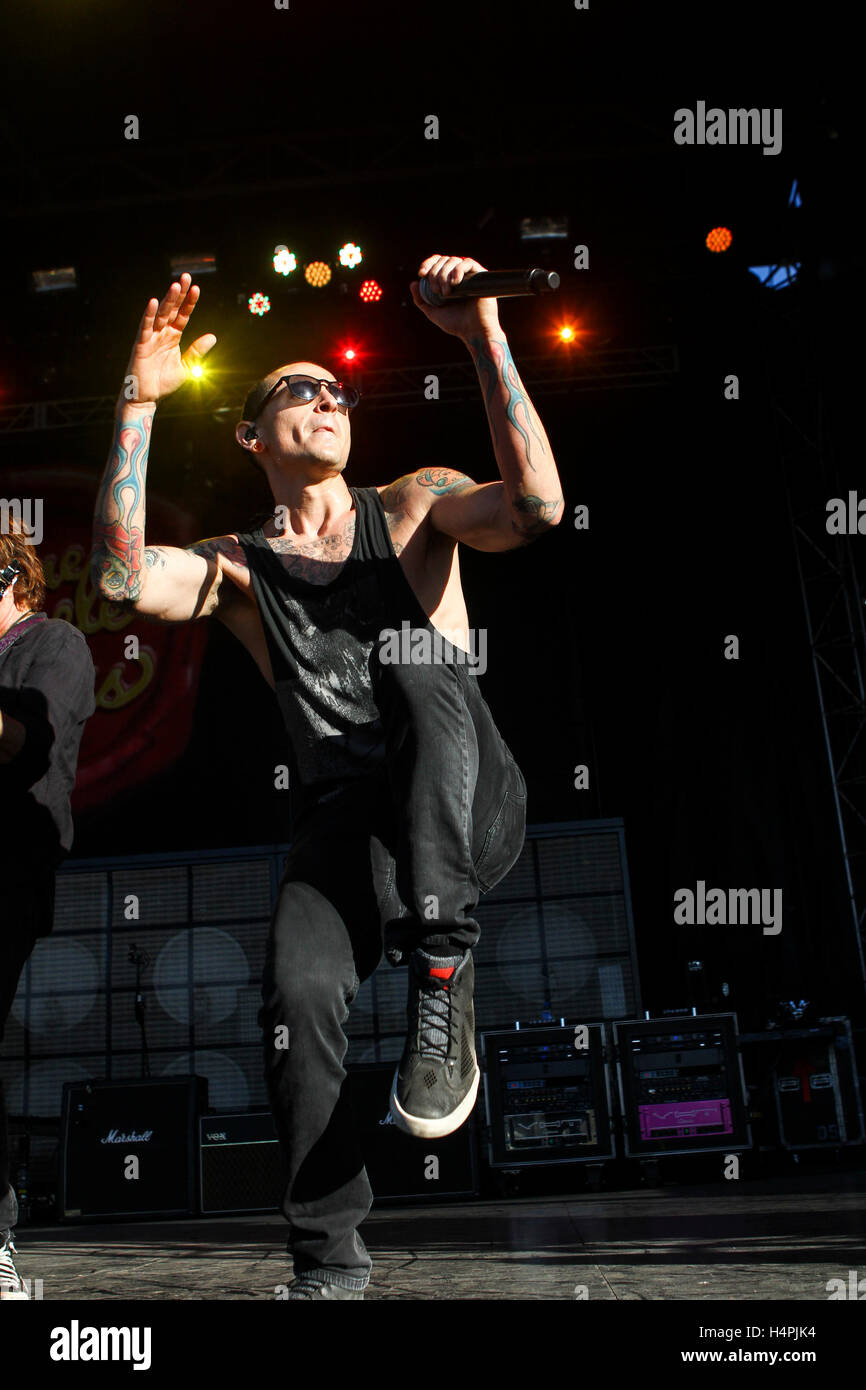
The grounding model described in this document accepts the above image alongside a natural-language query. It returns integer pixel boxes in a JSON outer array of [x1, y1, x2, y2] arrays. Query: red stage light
[[706, 226, 732, 253], [359, 280, 383, 303]]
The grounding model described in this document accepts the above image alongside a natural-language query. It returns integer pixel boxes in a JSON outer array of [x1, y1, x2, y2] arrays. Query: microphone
[[417, 267, 560, 308]]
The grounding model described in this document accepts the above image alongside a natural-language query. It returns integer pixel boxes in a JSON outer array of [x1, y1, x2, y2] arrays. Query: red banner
[[7, 468, 209, 812]]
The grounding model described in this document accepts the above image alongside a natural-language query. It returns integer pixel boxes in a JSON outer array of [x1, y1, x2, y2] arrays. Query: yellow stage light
[[305, 261, 332, 287]]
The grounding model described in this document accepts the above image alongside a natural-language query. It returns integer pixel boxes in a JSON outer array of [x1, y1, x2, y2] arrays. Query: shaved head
[[236, 360, 354, 482]]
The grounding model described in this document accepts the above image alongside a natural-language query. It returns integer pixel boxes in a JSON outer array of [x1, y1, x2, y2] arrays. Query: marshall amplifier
[[480, 1024, 615, 1167], [199, 1110, 286, 1214], [59, 1076, 207, 1221], [345, 1064, 479, 1202]]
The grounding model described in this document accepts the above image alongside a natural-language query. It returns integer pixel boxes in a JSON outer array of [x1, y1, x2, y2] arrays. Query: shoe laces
[[287, 1277, 327, 1299], [414, 955, 462, 1061], [0, 1236, 22, 1290]]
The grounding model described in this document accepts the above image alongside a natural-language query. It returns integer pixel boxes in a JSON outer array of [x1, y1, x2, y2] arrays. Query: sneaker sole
[[388, 1064, 480, 1139]]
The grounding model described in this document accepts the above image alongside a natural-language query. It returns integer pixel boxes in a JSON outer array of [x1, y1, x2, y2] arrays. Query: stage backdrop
[[5, 467, 208, 810]]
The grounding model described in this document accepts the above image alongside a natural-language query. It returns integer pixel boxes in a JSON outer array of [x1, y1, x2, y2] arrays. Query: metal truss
[[772, 295, 866, 994], [0, 346, 679, 434], [0, 106, 668, 222]]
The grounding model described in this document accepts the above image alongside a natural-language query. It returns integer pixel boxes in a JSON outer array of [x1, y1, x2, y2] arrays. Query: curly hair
[[0, 516, 46, 611]]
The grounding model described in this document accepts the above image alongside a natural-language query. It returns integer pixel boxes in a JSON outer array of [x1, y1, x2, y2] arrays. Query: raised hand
[[123, 272, 217, 405], [409, 255, 501, 342]]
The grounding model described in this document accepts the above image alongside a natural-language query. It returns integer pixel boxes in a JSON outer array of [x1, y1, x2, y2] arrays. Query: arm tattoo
[[380, 469, 474, 555], [91, 413, 152, 599], [511, 493, 564, 541], [413, 467, 475, 497], [385, 510, 405, 555], [468, 335, 547, 471], [380, 475, 419, 556], [379, 474, 415, 513], [188, 537, 249, 569]]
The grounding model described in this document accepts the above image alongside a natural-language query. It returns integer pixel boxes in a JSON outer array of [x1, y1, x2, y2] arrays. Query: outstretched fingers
[[137, 297, 161, 347], [152, 272, 192, 334], [171, 280, 202, 336]]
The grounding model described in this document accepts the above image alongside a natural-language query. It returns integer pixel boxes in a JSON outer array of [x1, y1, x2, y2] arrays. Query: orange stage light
[[706, 226, 733, 253]]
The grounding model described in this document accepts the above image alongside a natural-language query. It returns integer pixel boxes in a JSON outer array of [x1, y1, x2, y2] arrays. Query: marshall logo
[[100, 1129, 154, 1144]]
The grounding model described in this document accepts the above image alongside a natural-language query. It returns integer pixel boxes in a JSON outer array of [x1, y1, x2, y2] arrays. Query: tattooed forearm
[[468, 335, 547, 472], [463, 331, 563, 543], [91, 407, 154, 600], [510, 493, 564, 541]]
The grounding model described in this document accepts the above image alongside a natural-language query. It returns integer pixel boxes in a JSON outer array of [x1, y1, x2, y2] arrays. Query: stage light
[[519, 215, 568, 242], [706, 226, 732, 253], [557, 325, 578, 343], [359, 280, 382, 303], [248, 292, 271, 316], [343, 348, 357, 362], [273, 246, 297, 276], [748, 263, 801, 289], [189, 364, 204, 379], [305, 261, 332, 287], [170, 253, 216, 276], [32, 267, 77, 292], [338, 242, 363, 268]]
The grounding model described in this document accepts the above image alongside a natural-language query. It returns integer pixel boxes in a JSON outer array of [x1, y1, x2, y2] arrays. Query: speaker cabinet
[[59, 1075, 207, 1220], [346, 1063, 479, 1202], [199, 1110, 285, 1214]]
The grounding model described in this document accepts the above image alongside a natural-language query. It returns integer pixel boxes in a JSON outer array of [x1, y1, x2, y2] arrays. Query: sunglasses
[[251, 374, 361, 421]]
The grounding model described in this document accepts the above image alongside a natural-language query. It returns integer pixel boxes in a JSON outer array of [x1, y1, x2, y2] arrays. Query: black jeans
[[258, 654, 526, 1290], [0, 876, 55, 1232]]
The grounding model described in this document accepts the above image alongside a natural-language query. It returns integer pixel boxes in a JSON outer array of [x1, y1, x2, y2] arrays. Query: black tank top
[[236, 485, 432, 795]]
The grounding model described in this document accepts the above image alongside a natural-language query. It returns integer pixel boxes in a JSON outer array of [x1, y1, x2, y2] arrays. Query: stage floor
[[10, 1170, 866, 1300]]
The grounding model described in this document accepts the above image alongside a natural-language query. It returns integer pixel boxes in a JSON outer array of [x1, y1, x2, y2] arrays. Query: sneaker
[[0, 1231, 29, 1300], [390, 948, 479, 1139], [285, 1276, 365, 1300]]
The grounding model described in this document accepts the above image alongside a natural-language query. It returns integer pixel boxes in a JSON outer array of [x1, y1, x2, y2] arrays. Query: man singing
[[90, 256, 563, 1299]]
